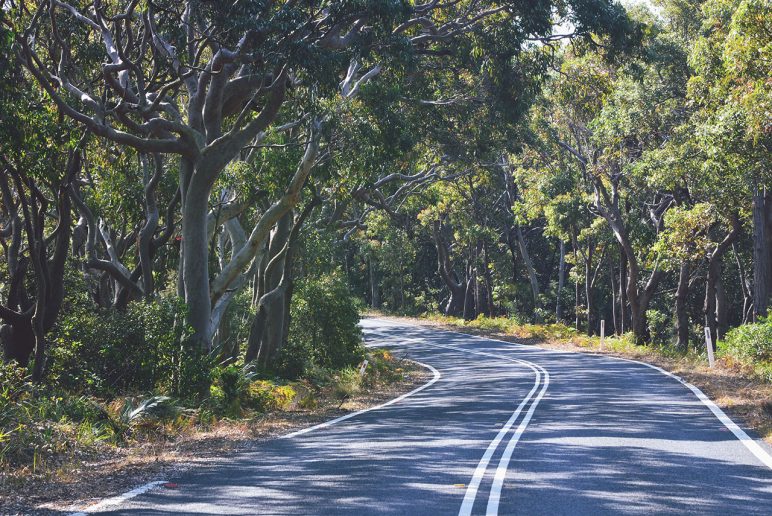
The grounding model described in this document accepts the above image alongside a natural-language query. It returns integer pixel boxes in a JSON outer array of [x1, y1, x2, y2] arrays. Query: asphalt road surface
[[84, 317, 772, 515]]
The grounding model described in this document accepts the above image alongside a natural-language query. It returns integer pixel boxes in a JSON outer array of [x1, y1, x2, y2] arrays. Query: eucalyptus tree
[[687, 0, 772, 320], [68, 144, 179, 309], [0, 42, 84, 378], [0, 1, 463, 346]]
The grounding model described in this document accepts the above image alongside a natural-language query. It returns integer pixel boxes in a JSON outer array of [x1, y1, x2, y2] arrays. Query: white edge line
[[68, 342, 440, 515], [69, 480, 168, 515], [486, 365, 550, 515], [612, 356, 772, 470], [371, 318, 772, 471], [280, 358, 440, 439]]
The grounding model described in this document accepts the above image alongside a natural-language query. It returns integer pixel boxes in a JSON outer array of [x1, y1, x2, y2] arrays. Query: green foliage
[[280, 272, 364, 378], [331, 368, 363, 400], [364, 349, 406, 386], [720, 318, 772, 382], [208, 364, 298, 416], [247, 381, 297, 413], [646, 309, 673, 346], [49, 298, 189, 396]]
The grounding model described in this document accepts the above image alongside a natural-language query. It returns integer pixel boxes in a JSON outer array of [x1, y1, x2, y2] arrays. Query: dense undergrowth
[[0, 348, 406, 476]]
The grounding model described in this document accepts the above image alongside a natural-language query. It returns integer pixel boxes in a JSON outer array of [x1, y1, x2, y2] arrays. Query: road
[[84, 317, 772, 515]]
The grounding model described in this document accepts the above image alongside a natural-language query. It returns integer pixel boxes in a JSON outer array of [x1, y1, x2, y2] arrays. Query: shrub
[[246, 380, 296, 412], [331, 367, 362, 400], [279, 272, 364, 377], [49, 298, 189, 396], [646, 309, 672, 346], [364, 349, 405, 386], [720, 318, 772, 382]]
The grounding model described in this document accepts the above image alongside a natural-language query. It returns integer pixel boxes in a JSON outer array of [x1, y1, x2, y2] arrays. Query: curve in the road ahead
[[368, 330, 551, 516], [434, 324, 772, 472]]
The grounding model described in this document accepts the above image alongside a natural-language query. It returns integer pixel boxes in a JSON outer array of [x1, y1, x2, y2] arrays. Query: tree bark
[[369, 255, 381, 309], [619, 247, 628, 333], [556, 240, 566, 322], [675, 261, 690, 350], [753, 187, 769, 319], [432, 221, 465, 316], [704, 214, 741, 349], [515, 225, 540, 308], [245, 199, 319, 365]]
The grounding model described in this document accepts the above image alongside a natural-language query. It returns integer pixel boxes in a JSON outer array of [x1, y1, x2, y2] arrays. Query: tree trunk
[[556, 240, 565, 322], [767, 190, 772, 308], [619, 247, 628, 333], [585, 245, 594, 336], [181, 174, 214, 348], [370, 255, 381, 309], [753, 187, 769, 319], [245, 201, 318, 366], [573, 246, 580, 331], [704, 215, 741, 349], [675, 262, 690, 350], [733, 244, 753, 324], [432, 221, 465, 316], [715, 266, 728, 339], [482, 242, 495, 317], [516, 224, 540, 308], [609, 254, 618, 335], [463, 274, 476, 321]]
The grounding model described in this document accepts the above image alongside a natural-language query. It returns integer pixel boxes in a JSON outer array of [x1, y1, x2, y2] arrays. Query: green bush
[[646, 309, 672, 346], [49, 298, 189, 396], [331, 367, 362, 400], [278, 272, 364, 378], [720, 318, 772, 382]]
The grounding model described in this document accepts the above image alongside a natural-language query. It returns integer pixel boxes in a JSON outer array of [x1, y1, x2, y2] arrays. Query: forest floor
[[0, 354, 430, 515], [370, 313, 772, 447]]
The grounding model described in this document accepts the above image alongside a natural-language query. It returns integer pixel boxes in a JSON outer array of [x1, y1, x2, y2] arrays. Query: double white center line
[[367, 329, 549, 515]]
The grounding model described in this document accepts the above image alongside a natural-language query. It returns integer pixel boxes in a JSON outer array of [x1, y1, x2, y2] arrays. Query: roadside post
[[600, 320, 605, 351], [358, 359, 369, 377], [704, 327, 715, 368]]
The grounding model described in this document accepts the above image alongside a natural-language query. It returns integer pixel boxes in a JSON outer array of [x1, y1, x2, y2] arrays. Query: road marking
[[612, 356, 772, 470], [487, 365, 550, 515], [68, 344, 440, 515], [372, 319, 772, 471], [439, 326, 772, 471], [366, 328, 550, 516], [68, 480, 168, 515], [280, 359, 440, 439]]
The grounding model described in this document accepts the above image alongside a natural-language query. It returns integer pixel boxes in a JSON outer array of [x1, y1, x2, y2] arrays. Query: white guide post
[[704, 327, 715, 368], [600, 320, 605, 351]]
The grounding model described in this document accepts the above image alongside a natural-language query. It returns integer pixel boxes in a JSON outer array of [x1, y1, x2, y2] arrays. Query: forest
[[0, 0, 770, 485]]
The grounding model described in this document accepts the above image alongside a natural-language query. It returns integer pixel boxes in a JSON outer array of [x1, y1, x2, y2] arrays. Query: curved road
[[87, 317, 772, 515]]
